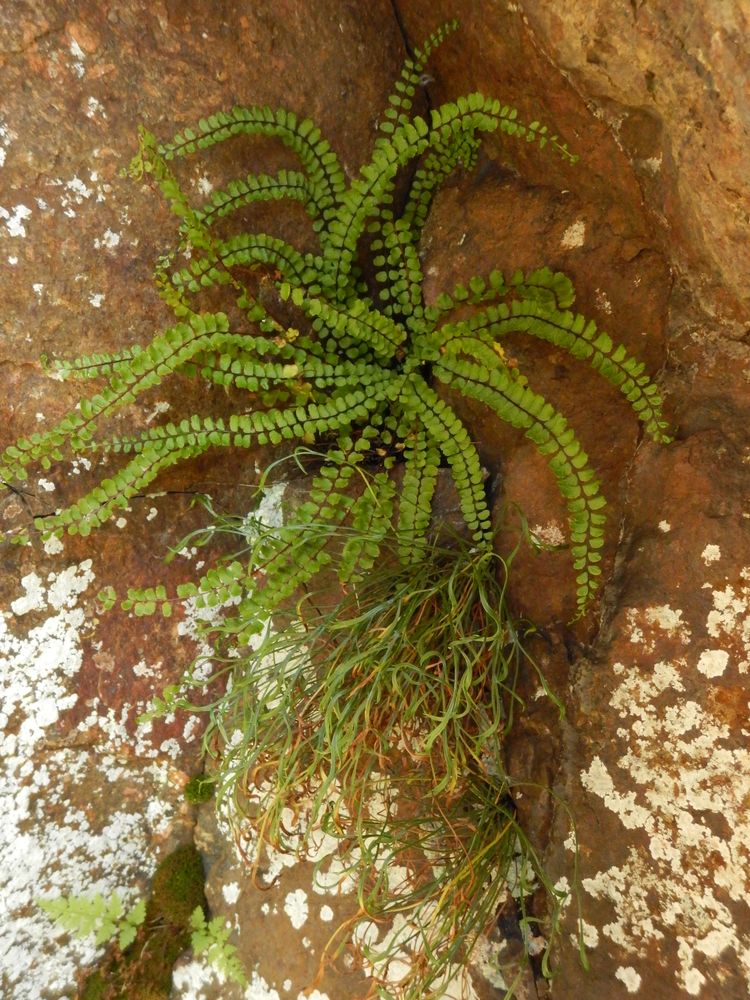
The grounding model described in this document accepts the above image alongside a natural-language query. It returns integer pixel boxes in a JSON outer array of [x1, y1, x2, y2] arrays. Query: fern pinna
[[0, 21, 669, 625]]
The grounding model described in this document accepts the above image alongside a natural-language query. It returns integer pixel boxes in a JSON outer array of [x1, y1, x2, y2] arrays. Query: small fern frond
[[48, 346, 146, 381], [279, 286, 407, 361], [190, 169, 323, 230], [396, 427, 441, 563], [172, 233, 327, 298], [375, 19, 459, 140], [429, 267, 575, 323], [0, 313, 231, 484], [371, 219, 425, 326], [39, 442, 210, 540], [153, 107, 347, 228], [328, 95, 565, 291], [438, 297, 671, 443], [407, 375, 492, 545], [110, 375, 396, 457], [339, 471, 397, 584], [400, 129, 481, 239], [435, 356, 606, 616]]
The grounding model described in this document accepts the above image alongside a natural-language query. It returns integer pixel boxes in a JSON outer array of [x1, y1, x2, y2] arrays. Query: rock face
[[393, 2, 750, 997], [2, 1, 749, 998], [518, 1, 750, 326], [0, 3, 408, 997]]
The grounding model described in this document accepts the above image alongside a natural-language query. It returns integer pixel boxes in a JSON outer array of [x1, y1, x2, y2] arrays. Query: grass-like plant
[[151, 490, 570, 997]]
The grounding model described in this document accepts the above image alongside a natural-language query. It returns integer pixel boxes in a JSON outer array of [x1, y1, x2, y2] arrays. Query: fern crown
[[1, 21, 669, 621]]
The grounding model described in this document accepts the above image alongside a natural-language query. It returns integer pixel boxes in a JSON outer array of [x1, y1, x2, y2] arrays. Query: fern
[[37, 893, 247, 986], [189, 906, 248, 987], [0, 22, 670, 620], [37, 893, 146, 951]]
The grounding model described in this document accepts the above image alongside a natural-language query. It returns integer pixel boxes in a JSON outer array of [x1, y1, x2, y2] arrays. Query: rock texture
[[0, 2, 407, 997], [518, 1, 750, 326], [2, 1, 750, 998], [394, 2, 750, 997]]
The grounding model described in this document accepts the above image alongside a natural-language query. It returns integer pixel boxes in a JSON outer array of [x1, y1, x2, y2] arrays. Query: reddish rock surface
[[2, 1, 749, 998], [397, 3, 750, 997]]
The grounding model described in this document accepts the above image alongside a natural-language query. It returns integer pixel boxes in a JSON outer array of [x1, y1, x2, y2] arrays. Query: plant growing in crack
[[0, 20, 669, 626], [2, 18, 670, 999], [37, 894, 247, 990]]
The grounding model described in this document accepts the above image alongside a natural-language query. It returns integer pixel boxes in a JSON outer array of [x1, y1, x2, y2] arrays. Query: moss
[[76, 844, 207, 1000], [184, 774, 215, 805], [78, 970, 107, 1000], [149, 843, 206, 926]]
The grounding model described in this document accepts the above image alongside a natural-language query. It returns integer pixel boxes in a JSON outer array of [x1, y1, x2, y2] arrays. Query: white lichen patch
[[615, 966, 642, 992], [701, 544, 721, 565], [594, 288, 613, 314], [705, 572, 750, 673], [93, 228, 120, 250], [89, 292, 105, 308], [144, 400, 171, 423], [581, 653, 750, 994], [42, 534, 65, 556], [639, 155, 663, 175], [0, 119, 14, 168], [0, 562, 184, 999], [69, 38, 87, 78], [283, 889, 309, 929], [48, 173, 111, 217], [658, 520, 671, 532], [696, 649, 729, 678], [560, 219, 586, 249], [223, 882, 241, 905], [531, 521, 566, 547], [86, 96, 106, 119], [173, 960, 281, 999], [0, 203, 32, 237], [626, 604, 691, 652]]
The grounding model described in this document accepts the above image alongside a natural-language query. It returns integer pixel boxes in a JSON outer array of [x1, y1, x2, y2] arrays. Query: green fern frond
[[376, 20, 459, 141], [40, 443, 210, 540], [400, 129, 481, 239], [435, 356, 606, 615], [406, 375, 492, 544], [191, 169, 323, 229], [281, 287, 407, 361], [371, 219, 425, 326], [339, 471, 397, 583], [172, 232, 327, 297], [153, 106, 347, 228], [397, 427, 441, 562], [437, 296, 670, 443]]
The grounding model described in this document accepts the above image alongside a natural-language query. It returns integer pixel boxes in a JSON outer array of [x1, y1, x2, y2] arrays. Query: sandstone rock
[[3, 2, 750, 998], [516, 0, 750, 326], [0, 3, 406, 996]]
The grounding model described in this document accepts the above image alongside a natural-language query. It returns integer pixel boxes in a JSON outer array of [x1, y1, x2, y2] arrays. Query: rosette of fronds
[[0, 20, 670, 622]]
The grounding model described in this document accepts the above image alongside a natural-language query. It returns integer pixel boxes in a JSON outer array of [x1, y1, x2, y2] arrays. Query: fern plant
[[0, 19, 669, 626], [37, 893, 146, 951], [37, 894, 247, 988]]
